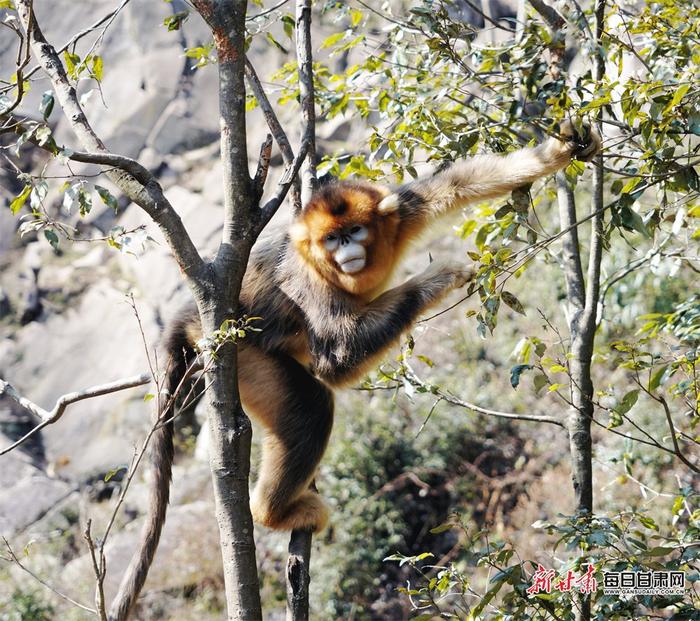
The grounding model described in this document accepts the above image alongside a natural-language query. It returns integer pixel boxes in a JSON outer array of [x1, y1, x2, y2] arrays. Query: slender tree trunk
[[284, 3, 318, 619], [557, 3, 605, 620]]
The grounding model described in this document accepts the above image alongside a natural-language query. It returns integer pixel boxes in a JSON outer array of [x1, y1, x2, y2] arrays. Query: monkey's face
[[322, 224, 369, 274], [290, 182, 400, 295]]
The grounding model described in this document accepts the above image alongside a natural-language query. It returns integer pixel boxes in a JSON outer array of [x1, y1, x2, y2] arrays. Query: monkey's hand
[[558, 119, 602, 162], [423, 261, 477, 290]]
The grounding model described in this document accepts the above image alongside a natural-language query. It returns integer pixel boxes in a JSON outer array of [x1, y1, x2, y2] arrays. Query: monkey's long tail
[[107, 325, 191, 621]]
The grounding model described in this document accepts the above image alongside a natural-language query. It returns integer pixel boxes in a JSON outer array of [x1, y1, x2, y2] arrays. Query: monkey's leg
[[239, 347, 334, 532]]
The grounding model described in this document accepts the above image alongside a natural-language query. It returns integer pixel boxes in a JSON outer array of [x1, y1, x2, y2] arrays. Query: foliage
[[0, 588, 54, 621], [384, 496, 700, 620]]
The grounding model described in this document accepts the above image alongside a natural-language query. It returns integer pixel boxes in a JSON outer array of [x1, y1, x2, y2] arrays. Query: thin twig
[[1, 536, 96, 614], [22, 0, 133, 82], [83, 520, 108, 621]]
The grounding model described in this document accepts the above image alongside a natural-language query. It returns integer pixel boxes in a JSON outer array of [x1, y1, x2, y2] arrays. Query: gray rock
[[4, 280, 160, 478], [62, 500, 221, 602], [0, 433, 72, 536], [0, 287, 10, 318]]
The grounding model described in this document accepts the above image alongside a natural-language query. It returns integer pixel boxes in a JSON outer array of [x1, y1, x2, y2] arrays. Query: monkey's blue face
[[323, 224, 369, 274]]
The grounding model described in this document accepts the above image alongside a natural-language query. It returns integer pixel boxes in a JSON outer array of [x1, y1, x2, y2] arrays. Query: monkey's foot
[[251, 491, 329, 533]]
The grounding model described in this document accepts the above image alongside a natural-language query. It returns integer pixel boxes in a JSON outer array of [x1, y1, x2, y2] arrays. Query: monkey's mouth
[[339, 258, 366, 274]]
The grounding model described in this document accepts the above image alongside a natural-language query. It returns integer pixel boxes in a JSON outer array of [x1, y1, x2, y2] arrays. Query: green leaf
[[95, 185, 119, 214], [349, 8, 363, 27], [668, 83, 690, 109], [164, 11, 189, 31], [104, 466, 126, 482], [648, 365, 669, 392], [643, 546, 675, 557], [44, 229, 59, 250], [321, 32, 345, 49], [40, 90, 54, 120], [613, 389, 639, 416], [502, 291, 525, 315], [91, 55, 103, 82], [266, 32, 288, 54], [63, 51, 81, 80], [533, 374, 548, 395], [78, 186, 92, 217], [429, 522, 454, 534], [10, 185, 31, 215], [510, 364, 533, 389], [143, 393, 155, 402], [618, 204, 651, 238], [638, 516, 659, 531], [281, 14, 295, 38]]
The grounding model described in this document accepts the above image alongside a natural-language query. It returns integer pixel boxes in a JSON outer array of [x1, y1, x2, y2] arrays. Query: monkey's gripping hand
[[557, 120, 602, 162], [421, 261, 477, 291]]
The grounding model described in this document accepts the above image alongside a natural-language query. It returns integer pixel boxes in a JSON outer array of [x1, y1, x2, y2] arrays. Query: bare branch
[[247, 0, 290, 21], [403, 367, 565, 427], [658, 396, 699, 474], [286, 528, 312, 621], [284, 4, 319, 615], [257, 138, 310, 234], [556, 173, 586, 317], [0, 373, 151, 456], [2, 7, 32, 115], [527, 0, 565, 30], [253, 133, 273, 198], [245, 57, 302, 213], [440, 391, 565, 427], [1, 536, 96, 614], [295, 0, 317, 209], [84, 520, 108, 621]]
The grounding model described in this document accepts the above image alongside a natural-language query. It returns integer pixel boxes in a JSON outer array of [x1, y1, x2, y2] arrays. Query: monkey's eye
[[323, 233, 340, 250], [349, 225, 368, 241]]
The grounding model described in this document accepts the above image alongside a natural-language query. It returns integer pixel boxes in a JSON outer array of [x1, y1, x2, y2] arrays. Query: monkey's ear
[[377, 193, 400, 215], [289, 220, 309, 244]]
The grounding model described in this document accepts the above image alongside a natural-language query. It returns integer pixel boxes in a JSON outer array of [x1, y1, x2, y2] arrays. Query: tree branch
[[401, 367, 565, 427], [257, 138, 310, 235], [252, 133, 273, 199], [245, 57, 302, 213], [295, 0, 317, 209], [286, 528, 313, 621], [283, 4, 319, 617], [0, 373, 151, 457], [527, 0, 565, 30], [657, 396, 699, 474], [556, 173, 586, 319], [193, 0, 252, 268]]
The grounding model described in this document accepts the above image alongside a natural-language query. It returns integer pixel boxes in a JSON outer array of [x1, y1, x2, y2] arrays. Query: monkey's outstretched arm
[[379, 121, 601, 238], [311, 262, 473, 386]]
